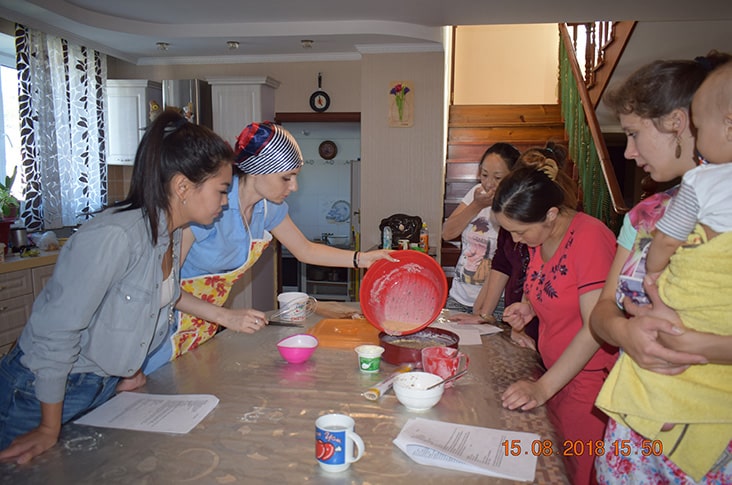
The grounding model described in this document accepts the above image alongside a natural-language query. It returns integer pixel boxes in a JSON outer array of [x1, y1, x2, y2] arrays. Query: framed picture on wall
[[388, 81, 413, 127]]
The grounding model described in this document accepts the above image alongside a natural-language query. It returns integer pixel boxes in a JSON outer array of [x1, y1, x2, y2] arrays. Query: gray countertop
[[1, 309, 568, 484]]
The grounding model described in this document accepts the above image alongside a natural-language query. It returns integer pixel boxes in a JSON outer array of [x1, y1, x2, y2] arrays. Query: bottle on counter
[[382, 226, 392, 250], [419, 223, 429, 253]]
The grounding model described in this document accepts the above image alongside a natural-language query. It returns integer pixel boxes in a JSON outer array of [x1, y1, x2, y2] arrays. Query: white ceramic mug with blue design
[[277, 292, 316, 322], [315, 414, 365, 472]]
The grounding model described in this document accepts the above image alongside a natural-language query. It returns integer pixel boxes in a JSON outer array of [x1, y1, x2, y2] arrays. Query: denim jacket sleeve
[[19, 209, 176, 403]]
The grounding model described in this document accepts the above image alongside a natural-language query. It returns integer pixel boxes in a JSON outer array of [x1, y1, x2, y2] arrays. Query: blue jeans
[[0, 345, 120, 450], [445, 296, 472, 314]]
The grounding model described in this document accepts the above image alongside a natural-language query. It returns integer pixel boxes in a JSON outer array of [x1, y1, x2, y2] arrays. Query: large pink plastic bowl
[[360, 250, 448, 336], [277, 334, 319, 364]]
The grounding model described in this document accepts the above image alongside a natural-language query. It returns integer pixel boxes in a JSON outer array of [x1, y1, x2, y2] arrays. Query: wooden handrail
[[565, 22, 636, 108], [559, 24, 629, 219]]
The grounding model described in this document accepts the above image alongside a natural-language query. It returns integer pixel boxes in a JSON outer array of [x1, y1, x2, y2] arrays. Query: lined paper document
[[75, 392, 219, 434], [394, 417, 539, 482]]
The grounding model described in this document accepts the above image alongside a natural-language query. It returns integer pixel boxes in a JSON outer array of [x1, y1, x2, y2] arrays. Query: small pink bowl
[[277, 334, 319, 364]]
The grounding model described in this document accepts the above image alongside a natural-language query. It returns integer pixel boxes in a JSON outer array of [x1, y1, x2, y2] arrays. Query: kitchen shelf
[[274, 112, 360, 123], [301, 263, 352, 301]]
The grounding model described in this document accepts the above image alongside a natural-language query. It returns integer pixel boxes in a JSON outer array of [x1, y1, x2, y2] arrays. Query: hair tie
[[694, 56, 714, 73], [538, 159, 559, 181], [163, 117, 188, 138]]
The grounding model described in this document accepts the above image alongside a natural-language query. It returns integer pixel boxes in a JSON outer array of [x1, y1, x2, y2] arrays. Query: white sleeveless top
[[160, 271, 176, 307]]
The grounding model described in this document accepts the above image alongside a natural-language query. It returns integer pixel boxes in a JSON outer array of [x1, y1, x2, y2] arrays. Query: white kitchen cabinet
[[207, 76, 279, 145], [106, 80, 162, 165], [208, 76, 280, 311]]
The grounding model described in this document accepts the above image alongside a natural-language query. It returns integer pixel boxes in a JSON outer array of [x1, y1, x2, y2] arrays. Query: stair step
[[449, 104, 564, 125], [448, 126, 568, 143]]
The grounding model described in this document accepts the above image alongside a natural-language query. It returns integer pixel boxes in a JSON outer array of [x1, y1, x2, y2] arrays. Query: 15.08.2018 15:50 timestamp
[[502, 439, 664, 457]]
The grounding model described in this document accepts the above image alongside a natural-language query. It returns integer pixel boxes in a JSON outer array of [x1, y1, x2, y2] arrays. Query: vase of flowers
[[390, 83, 410, 122]]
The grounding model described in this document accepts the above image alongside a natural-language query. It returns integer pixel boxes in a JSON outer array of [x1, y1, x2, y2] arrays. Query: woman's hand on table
[[502, 302, 534, 332], [449, 312, 491, 325], [0, 426, 58, 464], [218, 307, 268, 333], [501, 379, 549, 411]]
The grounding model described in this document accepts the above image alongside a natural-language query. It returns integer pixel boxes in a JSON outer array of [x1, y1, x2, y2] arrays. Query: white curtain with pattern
[[16, 25, 107, 231]]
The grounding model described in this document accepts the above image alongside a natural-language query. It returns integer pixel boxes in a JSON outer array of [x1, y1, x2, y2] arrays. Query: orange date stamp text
[[502, 439, 664, 457]]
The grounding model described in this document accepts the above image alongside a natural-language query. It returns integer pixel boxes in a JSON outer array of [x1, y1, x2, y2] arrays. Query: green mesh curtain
[[559, 40, 621, 234]]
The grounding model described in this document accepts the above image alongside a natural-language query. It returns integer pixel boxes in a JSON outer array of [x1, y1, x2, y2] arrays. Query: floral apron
[[171, 231, 272, 359]]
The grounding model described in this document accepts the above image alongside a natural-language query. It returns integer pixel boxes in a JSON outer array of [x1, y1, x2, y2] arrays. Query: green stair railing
[[559, 25, 628, 234]]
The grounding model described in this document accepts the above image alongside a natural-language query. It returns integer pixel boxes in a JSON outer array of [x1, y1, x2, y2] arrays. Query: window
[[0, 32, 21, 201]]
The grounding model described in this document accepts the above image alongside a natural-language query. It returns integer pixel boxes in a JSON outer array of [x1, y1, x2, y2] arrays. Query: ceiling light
[[156, 42, 169, 51], [226, 41, 240, 50], [301, 39, 313, 49]]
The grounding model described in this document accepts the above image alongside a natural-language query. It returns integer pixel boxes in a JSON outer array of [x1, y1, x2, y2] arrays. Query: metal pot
[[9, 226, 27, 250], [378, 328, 459, 366]]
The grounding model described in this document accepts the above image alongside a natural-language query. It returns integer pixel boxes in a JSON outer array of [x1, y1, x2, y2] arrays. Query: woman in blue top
[[141, 122, 393, 376], [0, 108, 234, 463]]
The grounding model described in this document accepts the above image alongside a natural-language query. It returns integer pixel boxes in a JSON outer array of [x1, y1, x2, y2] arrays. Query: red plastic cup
[[421, 346, 469, 388]]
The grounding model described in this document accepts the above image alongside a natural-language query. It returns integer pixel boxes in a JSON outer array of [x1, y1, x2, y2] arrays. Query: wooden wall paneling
[[449, 104, 564, 125], [448, 126, 568, 143]]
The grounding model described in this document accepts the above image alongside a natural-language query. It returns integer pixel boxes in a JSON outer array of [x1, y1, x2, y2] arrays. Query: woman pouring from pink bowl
[[139, 121, 395, 377]]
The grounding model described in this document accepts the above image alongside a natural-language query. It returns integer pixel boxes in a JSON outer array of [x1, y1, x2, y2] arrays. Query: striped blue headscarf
[[234, 121, 303, 174]]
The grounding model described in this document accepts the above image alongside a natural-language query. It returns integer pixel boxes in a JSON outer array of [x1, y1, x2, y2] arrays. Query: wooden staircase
[[442, 22, 636, 279], [442, 104, 568, 278]]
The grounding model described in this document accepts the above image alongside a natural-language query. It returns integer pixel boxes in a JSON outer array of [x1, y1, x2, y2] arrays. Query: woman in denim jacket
[[0, 108, 234, 464]]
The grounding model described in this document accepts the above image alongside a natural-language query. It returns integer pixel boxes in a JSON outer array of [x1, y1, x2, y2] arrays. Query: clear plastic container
[[382, 226, 392, 250]]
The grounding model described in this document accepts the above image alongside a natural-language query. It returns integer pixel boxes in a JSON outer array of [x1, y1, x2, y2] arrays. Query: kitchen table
[[1, 310, 569, 484]]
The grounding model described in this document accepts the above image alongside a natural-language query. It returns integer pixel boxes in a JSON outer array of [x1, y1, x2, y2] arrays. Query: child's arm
[[646, 230, 685, 275]]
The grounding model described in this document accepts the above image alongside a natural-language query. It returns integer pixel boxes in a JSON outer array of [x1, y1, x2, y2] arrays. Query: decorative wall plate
[[318, 140, 337, 160]]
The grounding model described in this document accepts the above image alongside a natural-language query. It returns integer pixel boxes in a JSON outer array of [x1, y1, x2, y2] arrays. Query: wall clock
[[309, 91, 330, 112], [318, 140, 337, 160], [309, 72, 331, 113]]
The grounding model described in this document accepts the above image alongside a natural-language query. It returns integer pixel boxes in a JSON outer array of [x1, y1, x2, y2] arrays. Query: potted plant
[[1, 166, 20, 221], [0, 167, 19, 254]]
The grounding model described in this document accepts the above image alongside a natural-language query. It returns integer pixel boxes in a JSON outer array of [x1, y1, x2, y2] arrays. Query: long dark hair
[[492, 163, 573, 224], [116, 108, 234, 244], [479, 142, 520, 171], [603, 50, 732, 130]]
